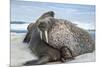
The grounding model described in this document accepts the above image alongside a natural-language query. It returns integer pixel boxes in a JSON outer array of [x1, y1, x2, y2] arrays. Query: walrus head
[[39, 11, 55, 18], [23, 11, 55, 43], [36, 11, 55, 43]]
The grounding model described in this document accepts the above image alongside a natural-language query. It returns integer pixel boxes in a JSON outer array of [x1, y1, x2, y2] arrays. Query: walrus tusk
[[40, 31, 42, 40], [45, 31, 48, 43]]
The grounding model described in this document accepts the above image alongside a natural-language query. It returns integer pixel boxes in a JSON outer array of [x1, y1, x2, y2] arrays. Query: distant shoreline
[[10, 30, 27, 33], [11, 21, 29, 24]]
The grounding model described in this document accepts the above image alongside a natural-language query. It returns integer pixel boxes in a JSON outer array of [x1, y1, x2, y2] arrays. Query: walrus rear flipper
[[23, 56, 50, 66]]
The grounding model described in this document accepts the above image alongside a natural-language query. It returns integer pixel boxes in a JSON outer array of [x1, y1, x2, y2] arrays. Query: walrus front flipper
[[60, 46, 74, 62], [23, 56, 50, 66]]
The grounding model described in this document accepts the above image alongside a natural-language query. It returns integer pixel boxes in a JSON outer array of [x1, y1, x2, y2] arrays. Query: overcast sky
[[11, 0, 95, 30]]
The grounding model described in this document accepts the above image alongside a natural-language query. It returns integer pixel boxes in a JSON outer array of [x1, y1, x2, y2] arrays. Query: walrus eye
[[38, 22, 45, 27], [38, 22, 45, 30]]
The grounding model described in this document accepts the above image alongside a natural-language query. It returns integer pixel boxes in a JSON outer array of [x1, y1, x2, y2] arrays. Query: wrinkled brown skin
[[23, 11, 70, 66]]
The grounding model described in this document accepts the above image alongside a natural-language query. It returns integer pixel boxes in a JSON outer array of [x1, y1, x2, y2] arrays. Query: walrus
[[36, 11, 95, 60], [23, 11, 95, 65], [23, 11, 71, 66]]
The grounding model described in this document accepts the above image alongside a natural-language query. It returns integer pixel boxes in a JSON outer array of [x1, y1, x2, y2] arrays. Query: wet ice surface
[[10, 33, 95, 67]]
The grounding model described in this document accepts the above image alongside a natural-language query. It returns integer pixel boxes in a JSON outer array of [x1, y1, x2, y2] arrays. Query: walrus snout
[[38, 21, 48, 31], [37, 19, 51, 43], [38, 29, 48, 43]]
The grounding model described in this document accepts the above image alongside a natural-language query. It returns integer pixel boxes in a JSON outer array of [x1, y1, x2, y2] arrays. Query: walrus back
[[48, 19, 95, 57], [68, 21, 95, 56]]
